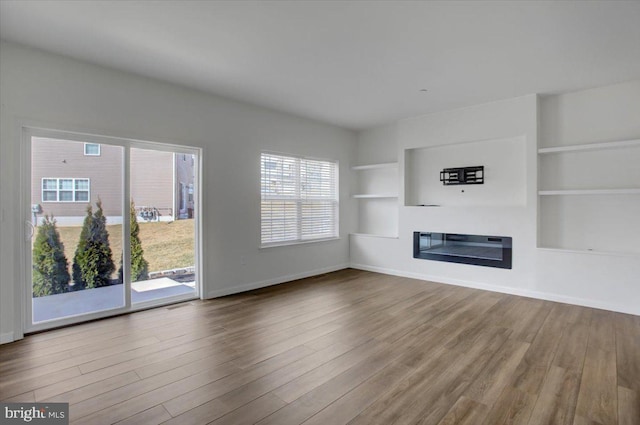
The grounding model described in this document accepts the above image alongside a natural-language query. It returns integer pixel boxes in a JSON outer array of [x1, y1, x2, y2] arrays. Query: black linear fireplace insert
[[413, 232, 512, 269]]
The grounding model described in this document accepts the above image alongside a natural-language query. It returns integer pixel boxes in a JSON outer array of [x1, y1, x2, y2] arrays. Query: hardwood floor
[[1, 269, 638, 425]]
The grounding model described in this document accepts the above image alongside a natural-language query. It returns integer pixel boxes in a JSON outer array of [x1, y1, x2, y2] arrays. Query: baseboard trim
[[206, 263, 350, 299], [0, 332, 15, 344], [350, 263, 640, 316]]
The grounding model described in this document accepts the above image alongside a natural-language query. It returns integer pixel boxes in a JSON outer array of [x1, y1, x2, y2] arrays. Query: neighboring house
[[31, 138, 195, 225]]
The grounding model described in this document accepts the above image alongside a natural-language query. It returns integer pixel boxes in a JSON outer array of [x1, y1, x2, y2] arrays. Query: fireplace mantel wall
[[351, 81, 640, 315]]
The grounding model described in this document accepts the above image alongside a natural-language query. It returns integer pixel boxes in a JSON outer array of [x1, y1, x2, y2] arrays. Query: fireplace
[[413, 232, 512, 269]]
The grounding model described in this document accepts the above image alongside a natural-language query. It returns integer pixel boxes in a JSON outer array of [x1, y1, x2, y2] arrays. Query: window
[[261, 152, 338, 246], [42, 178, 90, 202], [84, 143, 100, 156]]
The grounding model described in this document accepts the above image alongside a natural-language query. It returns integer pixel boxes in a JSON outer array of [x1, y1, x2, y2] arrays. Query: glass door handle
[[26, 220, 34, 241]]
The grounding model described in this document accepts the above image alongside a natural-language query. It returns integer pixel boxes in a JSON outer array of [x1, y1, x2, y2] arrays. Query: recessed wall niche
[[404, 136, 526, 207]]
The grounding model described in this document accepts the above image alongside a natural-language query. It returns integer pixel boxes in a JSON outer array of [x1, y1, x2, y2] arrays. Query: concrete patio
[[32, 277, 196, 323]]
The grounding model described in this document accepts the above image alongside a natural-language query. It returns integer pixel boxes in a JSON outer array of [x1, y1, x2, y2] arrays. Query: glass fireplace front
[[413, 232, 512, 269]]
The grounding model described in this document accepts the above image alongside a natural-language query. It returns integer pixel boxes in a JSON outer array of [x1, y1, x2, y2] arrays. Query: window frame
[[41, 177, 90, 202], [84, 143, 101, 156], [260, 151, 339, 248]]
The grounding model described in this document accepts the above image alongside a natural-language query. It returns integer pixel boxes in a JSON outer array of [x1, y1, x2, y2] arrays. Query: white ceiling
[[1, 1, 640, 130]]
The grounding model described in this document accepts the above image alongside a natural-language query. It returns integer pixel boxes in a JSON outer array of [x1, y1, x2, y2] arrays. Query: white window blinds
[[261, 153, 338, 245]]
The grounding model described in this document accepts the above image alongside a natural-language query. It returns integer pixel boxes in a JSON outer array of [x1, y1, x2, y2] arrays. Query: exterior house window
[[42, 178, 90, 202], [84, 143, 101, 156], [261, 152, 338, 246]]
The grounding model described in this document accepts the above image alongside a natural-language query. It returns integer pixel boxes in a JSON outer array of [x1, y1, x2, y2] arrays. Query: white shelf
[[352, 194, 398, 199], [352, 162, 398, 171], [538, 247, 639, 258], [538, 188, 640, 196], [538, 138, 640, 154]]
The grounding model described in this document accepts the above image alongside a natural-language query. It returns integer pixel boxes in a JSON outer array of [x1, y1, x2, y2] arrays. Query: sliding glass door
[[25, 129, 200, 332], [129, 147, 197, 304], [30, 136, 126, 324]]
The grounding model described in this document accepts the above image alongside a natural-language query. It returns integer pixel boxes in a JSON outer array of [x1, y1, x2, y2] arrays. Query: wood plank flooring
[[1, 269, 638, 425]]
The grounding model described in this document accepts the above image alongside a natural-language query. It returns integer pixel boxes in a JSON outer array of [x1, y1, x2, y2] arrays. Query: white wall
[[355, 124, 398, 165], [0, 41, 356, 343], [539, 81, 640, 148], [352, 83, 640, 316]]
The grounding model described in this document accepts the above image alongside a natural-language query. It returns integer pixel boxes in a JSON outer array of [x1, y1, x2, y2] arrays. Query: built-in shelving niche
[[538, 138, 640, 255], [405, 136, 526, 207], [351, 162, 399, 238]]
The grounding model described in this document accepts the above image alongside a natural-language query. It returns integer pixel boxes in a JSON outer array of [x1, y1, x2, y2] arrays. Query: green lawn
[[54, 219, 195, 275]]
